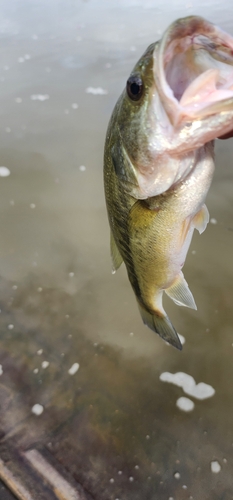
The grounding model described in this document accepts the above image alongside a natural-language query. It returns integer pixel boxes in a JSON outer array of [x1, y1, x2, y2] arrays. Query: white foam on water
[[31, 404, 44, 416], [159, 372, 215, 400], [86, 86, 108, 95], [187, 382, 215, 400], [176, 397, 195, 412], [41, 361, 49, 369], [211, 460, 221, 473], [0, 167, 10, 177], [0, 365, 3, 376], [160, 371, 193, 388], [30, 94, 49, 101], [68, 363, 80, 375], [178, 333, 185, 345]]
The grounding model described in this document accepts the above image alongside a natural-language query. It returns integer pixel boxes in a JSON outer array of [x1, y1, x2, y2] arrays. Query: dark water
[[0, 1, 233, 499]]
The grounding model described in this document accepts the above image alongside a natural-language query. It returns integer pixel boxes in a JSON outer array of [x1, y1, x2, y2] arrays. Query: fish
[[104, 16, 233, 350]]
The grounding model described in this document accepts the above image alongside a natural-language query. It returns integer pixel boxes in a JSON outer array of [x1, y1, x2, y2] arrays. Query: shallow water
[[0, 1, 233, 499]]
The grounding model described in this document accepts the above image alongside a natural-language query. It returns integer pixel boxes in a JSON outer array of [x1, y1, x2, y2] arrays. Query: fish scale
[[104, 16, 233, 349]]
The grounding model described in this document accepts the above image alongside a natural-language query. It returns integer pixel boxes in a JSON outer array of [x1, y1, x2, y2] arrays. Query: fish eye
[[126, 75, 144, 101]]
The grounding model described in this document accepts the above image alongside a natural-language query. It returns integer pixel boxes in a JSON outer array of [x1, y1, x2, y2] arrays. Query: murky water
[[0, 1, 233, 499]]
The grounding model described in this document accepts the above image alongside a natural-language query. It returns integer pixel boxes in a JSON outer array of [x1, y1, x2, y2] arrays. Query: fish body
[[104, 16, 233, 349]]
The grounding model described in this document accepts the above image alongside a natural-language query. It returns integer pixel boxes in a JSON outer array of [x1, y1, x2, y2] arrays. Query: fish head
[[109, 16, 233, 198]]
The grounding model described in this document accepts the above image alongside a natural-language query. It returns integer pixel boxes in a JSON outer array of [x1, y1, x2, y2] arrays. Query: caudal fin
[[138, 302, 182, 350]]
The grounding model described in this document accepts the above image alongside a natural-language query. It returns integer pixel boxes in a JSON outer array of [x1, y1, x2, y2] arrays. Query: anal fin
[[110, 231, 123, 273], [137, 302, 182, 351], [165, 272, 197, 310], [193, 204, 209, 234]]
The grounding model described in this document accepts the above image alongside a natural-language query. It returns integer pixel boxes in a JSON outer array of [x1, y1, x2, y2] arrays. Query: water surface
[[0, 1, 233, 499]]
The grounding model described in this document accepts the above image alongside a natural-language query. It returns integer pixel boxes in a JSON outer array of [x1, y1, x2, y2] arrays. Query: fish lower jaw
[[155, 16, 233, 145]]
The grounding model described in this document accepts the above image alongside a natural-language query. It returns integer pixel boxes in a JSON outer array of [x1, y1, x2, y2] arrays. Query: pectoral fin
[[110, 231, 123, 273], [165, 272, 197, 310], [193, 204, 209, 234], [111, 134, 139, 188]]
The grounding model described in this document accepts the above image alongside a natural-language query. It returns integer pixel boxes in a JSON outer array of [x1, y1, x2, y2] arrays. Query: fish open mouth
[[156, 16, 233, 126]]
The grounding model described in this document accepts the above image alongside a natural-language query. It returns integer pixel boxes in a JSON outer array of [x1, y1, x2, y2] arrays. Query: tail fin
[[138, 302, 182, 350]]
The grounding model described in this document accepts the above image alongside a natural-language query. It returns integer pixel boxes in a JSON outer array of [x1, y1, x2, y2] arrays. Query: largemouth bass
[[104, 16, 233, 350]]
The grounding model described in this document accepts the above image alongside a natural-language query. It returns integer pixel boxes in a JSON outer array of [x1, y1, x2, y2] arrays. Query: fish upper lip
[[155, 16, 233, 127]]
